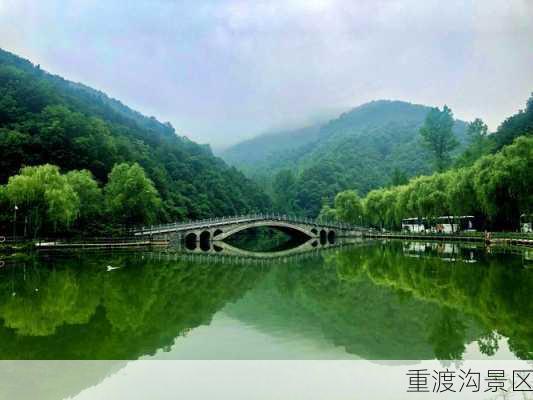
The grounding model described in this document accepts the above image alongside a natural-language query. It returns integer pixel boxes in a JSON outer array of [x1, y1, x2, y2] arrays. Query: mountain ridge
[[0, 48, 271, 220], [221, 99, 468, 216]]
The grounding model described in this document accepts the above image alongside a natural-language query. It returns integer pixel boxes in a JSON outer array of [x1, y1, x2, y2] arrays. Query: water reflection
[[184, 226, 337, 253], [0, 241, 530, 361]]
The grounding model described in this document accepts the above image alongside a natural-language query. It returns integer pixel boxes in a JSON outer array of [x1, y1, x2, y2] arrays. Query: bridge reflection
[[178, 237, 366, 263]]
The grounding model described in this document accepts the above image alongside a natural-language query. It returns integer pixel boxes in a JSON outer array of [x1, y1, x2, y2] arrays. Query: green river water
[[0, 239, 530, 361]]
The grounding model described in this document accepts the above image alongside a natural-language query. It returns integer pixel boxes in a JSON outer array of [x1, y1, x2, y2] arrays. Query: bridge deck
[[133, 214, 364, 236]]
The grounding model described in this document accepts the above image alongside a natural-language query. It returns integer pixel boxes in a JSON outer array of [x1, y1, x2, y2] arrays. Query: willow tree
[[334, 190, 363, 225], [473, 136, 533, 229], [364, 189, 387, 229], [104, 163, 161, 227], [5, 164, 79, 236], [318, 204, 337, 222], [66, 169, 103, 228], [446, 168, 477, 218]]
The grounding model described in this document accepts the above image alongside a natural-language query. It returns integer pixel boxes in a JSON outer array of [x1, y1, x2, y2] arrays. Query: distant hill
[[222, 100, 468, 216], [0, 48, 270, 219], [221, 124, 322, 170], [492, 93, 533, 150]]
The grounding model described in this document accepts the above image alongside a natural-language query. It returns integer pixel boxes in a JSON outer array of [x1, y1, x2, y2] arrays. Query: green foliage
[[104, 163, 161, 226], [317, 204, 337, 222], [0, 47, 270, 231], [390, 167, 408, 186], [332, 190, 363, 224], [360, 136, 533, 230], [455, 118, 493, 167], [223, 100, 467, 217], [471, 137, 533, 226], [65, 170, 103, 223], [5, 165, 80, 235], [492, 92, 533, 150], [419, 105, 459, 172], [271, 169, 297, 212], [1, 162, 165, 236]]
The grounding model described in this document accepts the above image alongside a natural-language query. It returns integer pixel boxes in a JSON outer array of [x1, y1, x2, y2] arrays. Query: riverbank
[[362, 231, 533, 247], [1, 237, 169, 254]]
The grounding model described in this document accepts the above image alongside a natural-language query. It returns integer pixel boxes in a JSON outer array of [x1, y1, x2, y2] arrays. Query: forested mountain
[[319, 94, 533, 231], [492, 94, 533, 150], [0, 48, 270, 222], [221, 124, 322, 169], [222, 100, 467, 216]]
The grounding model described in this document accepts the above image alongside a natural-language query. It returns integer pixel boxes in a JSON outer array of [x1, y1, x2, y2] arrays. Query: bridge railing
[[132, 213, 366, 234]]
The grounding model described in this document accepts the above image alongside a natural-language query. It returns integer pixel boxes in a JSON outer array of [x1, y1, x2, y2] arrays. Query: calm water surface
[[0, 240, 531, 361]]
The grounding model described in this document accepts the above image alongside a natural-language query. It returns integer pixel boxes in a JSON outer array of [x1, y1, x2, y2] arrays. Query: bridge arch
[[328, 230, 336, 243], [214, 220, 315, 241]]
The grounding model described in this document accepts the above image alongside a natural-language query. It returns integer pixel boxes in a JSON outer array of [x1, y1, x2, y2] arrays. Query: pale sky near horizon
[[0, 0, 532, 147]]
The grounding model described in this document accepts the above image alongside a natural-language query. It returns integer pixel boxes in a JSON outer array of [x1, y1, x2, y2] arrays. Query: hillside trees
[[4, 165, 79, 236], [333, 191, 363, 225], [104, 163, 161, 227], [222, 101, 469, 217], [271, 169, 297, 212], [0, 48, 270, 221], [359, 136, 533, 231], [456, 118, 492, 167], [419, 105, 459, 172], [492, 93, 533, 150], [472, 137, 533, 229], [0, 163, 163, 237], [66, 170, 103, 229]]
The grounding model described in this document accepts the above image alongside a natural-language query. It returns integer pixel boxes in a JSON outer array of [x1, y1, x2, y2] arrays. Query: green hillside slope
[[222, 100, 467, 216], [0, 48, 270, 220], [221, 124, 322, 170]]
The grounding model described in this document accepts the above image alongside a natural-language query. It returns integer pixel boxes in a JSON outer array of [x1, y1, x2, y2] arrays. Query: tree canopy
[[105, 163, 161, 226], [0, 47, 270, 234], [223, 100, 467, 217], [359, 136, 533, 231], [419, 105, 459, 172]]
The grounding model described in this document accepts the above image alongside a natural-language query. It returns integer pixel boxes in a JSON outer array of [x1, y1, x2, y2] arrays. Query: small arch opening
[[319, 229, 327, 245], [311, 228, 318, 235], [184, 233, 197, 250], [327, 230, 336, 244], [200, 231, 211, 251], [213, 229, 223, 238]]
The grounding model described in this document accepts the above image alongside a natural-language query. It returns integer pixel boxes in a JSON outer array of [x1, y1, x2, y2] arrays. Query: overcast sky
[[0, 0, 532, 147]]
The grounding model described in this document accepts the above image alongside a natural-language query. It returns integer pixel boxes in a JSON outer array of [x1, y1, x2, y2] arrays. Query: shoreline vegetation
[[317, 104, 532, 233], [0, 47, 531, 243], [1, 232, 532, 258]]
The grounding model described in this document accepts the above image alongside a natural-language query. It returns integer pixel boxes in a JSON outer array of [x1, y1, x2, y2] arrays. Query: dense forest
[[319, 96, 533, 231], [0, 47, 531, 236], [0, 48, 270, 236], [222, 100, 468, 216]]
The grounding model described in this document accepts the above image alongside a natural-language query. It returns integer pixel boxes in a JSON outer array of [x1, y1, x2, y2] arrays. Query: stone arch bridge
[[133, 214, 364, 244]]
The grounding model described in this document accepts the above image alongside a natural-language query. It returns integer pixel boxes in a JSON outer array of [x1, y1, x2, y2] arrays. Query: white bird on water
[[106, 265, 121, 272]]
